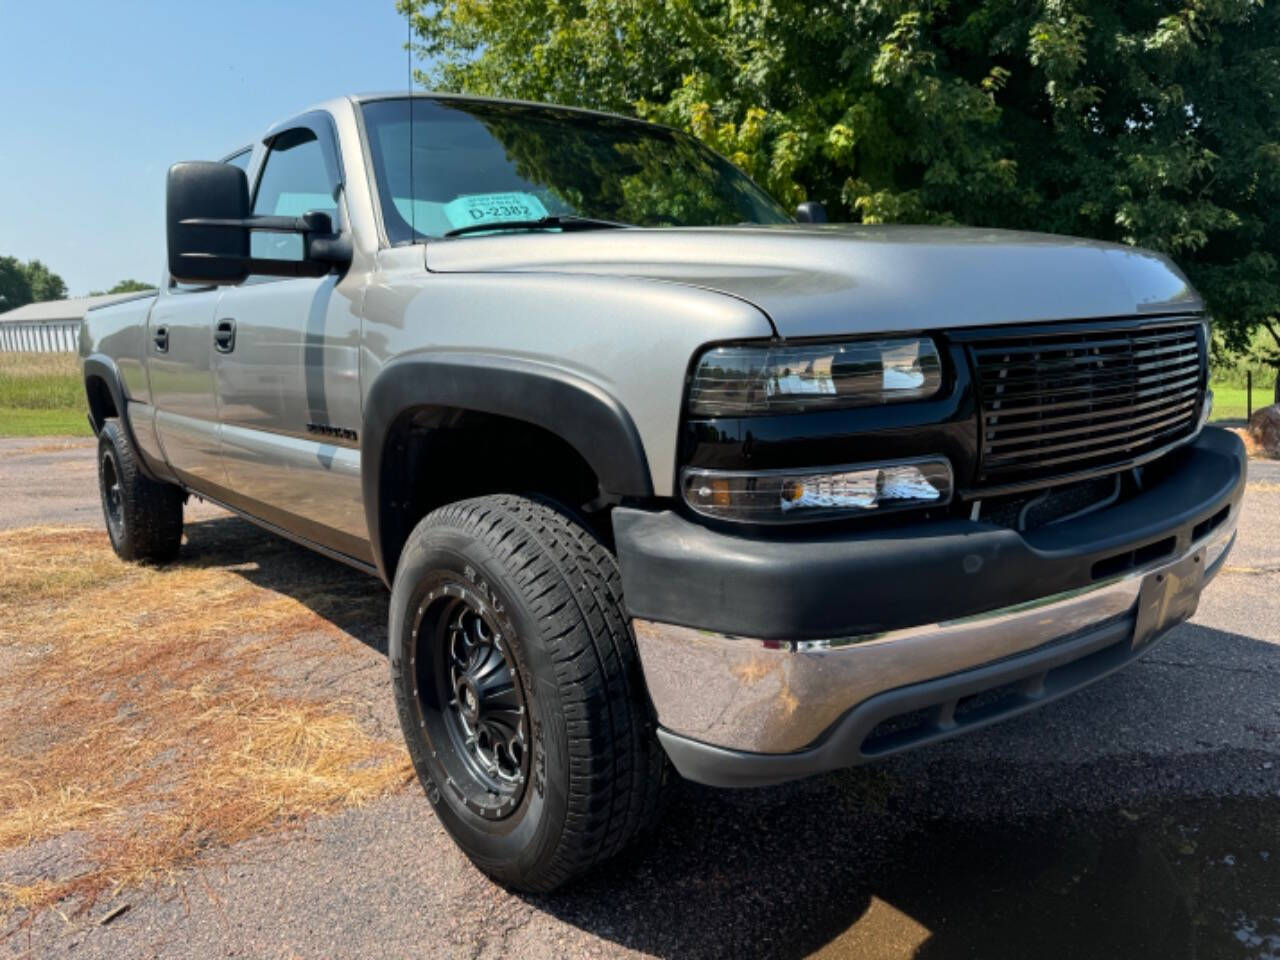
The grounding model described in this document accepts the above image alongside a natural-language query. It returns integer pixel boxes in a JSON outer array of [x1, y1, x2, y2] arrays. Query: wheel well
[[85, 374, 118, 433], [380, 407, 609, 577]]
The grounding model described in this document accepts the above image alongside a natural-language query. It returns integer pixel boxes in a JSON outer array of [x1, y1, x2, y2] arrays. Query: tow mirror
[[795, 201, 828, 224], [167, 162, 251, 284], [166, 161, 351, 285]]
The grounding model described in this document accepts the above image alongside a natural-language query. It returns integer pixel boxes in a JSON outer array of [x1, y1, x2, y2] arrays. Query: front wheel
[[389, 494, 667, 892]]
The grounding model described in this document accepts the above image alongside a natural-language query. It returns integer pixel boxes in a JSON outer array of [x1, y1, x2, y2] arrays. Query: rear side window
[[251, 129, 337, 260]]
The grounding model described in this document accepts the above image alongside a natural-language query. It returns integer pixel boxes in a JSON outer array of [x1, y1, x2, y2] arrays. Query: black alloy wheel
[[414, 581, 530, 819], [100, 447, 125, 542]]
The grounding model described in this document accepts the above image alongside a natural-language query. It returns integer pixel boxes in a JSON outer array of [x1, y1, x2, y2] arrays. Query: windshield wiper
[[443, 215, 631, 238]]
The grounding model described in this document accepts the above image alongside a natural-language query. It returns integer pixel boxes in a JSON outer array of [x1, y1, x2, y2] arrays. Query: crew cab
[[81, 92, 1246, 891]]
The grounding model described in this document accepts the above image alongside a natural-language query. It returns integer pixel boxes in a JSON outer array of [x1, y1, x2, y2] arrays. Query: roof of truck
[[252, 92, 650, 153], [347, 91, 649, 125]]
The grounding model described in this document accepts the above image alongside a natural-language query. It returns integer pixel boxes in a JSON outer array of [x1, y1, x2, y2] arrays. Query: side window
[[250, 128, 337, 261]]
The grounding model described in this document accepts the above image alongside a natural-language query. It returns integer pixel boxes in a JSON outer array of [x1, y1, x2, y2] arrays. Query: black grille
[[970, 321, 1204, 488]]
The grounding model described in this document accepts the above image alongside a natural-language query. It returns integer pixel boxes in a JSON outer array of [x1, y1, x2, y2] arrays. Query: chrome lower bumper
[[635, 518, 1237, 760]]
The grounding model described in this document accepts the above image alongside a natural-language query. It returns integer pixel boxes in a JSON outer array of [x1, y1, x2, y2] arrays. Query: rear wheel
[[390, 494, 667, 891], [97, 418, 184, 563]]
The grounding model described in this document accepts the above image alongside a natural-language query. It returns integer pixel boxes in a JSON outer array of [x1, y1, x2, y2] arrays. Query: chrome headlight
[[687, 337, 942, 417], [682, 458, 954, 524]]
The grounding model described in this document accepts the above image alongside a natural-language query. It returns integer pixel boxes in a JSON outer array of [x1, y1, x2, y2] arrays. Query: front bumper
[[614, 427, 1246, 787]]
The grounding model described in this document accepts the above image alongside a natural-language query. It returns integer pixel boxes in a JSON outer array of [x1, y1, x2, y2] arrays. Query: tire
[[390, 494, 668, 891], [97, 418, 184, 563]]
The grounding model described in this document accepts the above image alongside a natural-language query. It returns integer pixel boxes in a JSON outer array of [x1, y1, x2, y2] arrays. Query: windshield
[[360, 97, 791, 243]]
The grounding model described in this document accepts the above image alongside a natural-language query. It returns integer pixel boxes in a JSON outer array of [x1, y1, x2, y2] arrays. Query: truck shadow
[[180, 514, 391, 652], [526, 760, 1280, 960], [178, 515, 1280, 960]]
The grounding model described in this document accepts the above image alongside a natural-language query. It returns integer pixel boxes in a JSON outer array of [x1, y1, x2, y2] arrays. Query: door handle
[[153, 325, 169, 353], [214, 318, 236, 354]]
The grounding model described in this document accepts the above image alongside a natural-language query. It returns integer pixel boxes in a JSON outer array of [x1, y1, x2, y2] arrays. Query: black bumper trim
[[613, 427, 1245, 641]]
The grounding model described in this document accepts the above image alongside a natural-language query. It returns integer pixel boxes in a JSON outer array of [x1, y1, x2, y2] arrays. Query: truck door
[[211, 115, 369, 562], [146, 282, 226, 489], [145, 149, 254, 494]]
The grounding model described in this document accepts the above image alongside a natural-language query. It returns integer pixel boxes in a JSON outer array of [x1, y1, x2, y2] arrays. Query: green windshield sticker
[[442, 192, 549, 231]]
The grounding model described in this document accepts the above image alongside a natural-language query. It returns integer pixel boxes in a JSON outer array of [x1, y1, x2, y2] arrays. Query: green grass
[[1210, 385, 1249, 422], [0, 353, 89, 437], [0, 407, 92, 437], [1209, 383, 1275, 422]]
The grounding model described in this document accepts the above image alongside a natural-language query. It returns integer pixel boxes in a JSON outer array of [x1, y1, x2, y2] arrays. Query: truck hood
[[424, 224, 1201, 337]]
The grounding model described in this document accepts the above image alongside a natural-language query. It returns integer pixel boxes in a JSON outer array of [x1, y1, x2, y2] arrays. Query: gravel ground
[[0, 438, 224, 530], [2, 438, 1278, 960]]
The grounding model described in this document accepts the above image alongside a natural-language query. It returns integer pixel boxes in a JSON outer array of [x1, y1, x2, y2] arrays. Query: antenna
[[406, 7, 416, 240]]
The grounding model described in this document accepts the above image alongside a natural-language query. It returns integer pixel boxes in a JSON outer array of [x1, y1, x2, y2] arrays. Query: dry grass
[[0, 352, 80, 378], [1227, 426, 1264, 458], [0, 525, 411, 925]]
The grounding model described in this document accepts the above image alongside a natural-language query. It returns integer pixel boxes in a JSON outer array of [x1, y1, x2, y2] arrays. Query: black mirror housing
[[167, 162, 251, 285], [166, 163, 351, 285], [795, 201, 828, 224]]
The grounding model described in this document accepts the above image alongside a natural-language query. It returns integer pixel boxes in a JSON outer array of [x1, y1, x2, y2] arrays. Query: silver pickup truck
[[82, 92, 1245, 891]]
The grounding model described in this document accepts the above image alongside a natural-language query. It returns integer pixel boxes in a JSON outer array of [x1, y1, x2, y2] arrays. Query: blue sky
[[0, 0, 415, 295]]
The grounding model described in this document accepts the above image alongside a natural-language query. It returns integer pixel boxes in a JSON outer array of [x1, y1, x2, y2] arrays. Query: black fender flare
[[83, 353, 166, 483], [361, 352, 654, 583]]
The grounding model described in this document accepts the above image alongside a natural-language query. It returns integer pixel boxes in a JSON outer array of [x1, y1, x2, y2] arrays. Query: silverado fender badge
[[306, 422, 358, 442]]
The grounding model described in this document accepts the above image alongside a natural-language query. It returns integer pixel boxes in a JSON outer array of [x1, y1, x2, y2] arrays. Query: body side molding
[[361, 351, 655, 583]]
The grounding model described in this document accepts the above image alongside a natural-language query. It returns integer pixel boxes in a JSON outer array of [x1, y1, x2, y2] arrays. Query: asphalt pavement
[[2, 439, 1277, 959]]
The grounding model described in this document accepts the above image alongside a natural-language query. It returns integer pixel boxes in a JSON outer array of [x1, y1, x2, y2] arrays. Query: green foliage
[[404, 0, 1280, 362], [1212, 328, 1279, 389], [23, 260, 66, 302], [0, 257, 32, 314], [0, 256, 68, 312], [89, 279, 156, 296]]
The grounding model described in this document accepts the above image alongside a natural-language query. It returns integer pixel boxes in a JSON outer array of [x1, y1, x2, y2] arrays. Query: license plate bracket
[[1133, 548, 1205, 649]]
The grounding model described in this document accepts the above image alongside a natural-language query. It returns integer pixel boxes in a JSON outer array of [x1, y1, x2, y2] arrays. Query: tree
[[22, 260, 67, 302], [90, 279, 156, 296], [405, 0, 1280, 400], [0, 256, 32, 314], [0, 256, 66, 312]]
